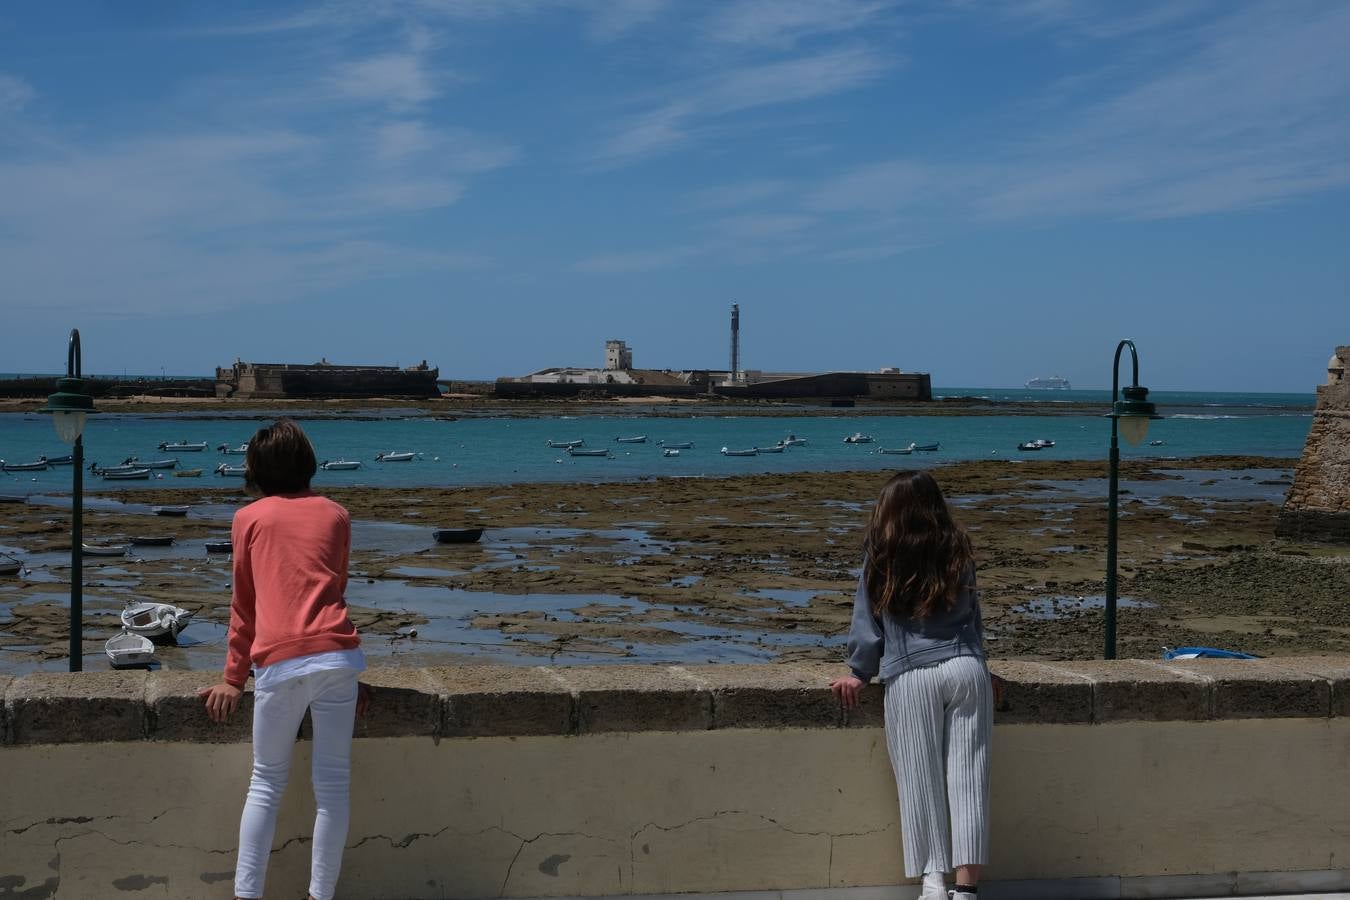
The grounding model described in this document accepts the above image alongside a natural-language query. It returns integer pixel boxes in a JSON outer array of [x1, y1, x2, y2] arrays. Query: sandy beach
[[3, 453, 1345, 672]]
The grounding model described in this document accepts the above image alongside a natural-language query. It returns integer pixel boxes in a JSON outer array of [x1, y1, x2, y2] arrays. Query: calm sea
[[0, 389, 1313, 492]]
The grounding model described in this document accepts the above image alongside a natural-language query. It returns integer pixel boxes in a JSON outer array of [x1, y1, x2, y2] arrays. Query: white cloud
[[0, 74, 35, 112], [682, 180, 789, 212], [332, 50, 439, 109], [703, 0, 892, 49]]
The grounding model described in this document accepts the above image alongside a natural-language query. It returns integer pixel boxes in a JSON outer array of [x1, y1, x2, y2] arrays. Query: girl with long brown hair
[[831, 470, 992, 900]]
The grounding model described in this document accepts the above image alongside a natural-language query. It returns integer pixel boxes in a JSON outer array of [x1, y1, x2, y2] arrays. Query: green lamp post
[[1105, 339, 1162, 660], [38, 330, 97, 672]]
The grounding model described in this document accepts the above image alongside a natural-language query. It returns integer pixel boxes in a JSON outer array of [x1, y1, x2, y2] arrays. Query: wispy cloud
[[570, 245, 703, 273], [0, 73, 34, 112], [703, 0, 894, 49], [595, 46, 891, 165]]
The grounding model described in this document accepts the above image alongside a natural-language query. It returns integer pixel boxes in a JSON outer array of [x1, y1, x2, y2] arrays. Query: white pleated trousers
[[883, 655, 992, 878]]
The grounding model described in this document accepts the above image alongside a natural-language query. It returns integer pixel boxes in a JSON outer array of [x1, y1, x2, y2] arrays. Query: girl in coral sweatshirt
[[199, 419, 369, 900]]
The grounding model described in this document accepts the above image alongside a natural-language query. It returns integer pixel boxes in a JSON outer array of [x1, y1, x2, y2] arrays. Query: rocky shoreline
[[2, 455, 1345, 673]]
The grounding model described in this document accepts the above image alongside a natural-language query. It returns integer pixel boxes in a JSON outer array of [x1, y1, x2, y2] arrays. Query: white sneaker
[[948, 892, 978, 900], [918, 872, 946, 900]]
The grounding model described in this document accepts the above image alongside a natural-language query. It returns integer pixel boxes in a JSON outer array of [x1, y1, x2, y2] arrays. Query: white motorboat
[[106, 630, 156, 668], [546, 439, 585, 449], [215, 463, 247, 476], [204, 539, 233, 554], [844, 433, 874, 444], [909, 442, 940, 452], [614, 435, 648, 444], [153, 505, 190, 517], [1, 458, 50, 472], [376, 451, 416, 462], [83, 543, 130, 557], [877, 447, 913, 455], [1017, 441, 1043, 452], [568, 447, 611, 457], [755, 445, 785, 454], [126, 457, 179, 469], [159, 441, 208, 452], [779, 435, 808, 447], [320, 459, 362, 471], [1149, 439, 1166, 446], [100, 468, 151, 480], [721, 447, 758, 457], [663, 449, 680, 457], [658, 441, 694, 450], [217, 443, 249, 454], [121, 601, 193, 639]]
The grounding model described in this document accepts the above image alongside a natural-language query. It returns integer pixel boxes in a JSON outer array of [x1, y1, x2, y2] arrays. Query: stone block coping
[[4, 658, 1350, 745]]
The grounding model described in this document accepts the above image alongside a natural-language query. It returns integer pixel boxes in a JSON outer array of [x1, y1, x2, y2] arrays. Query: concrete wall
[[216, 362, 441, 400], [1278, 345, 1350, 543], [4, 659, 1350, 899]]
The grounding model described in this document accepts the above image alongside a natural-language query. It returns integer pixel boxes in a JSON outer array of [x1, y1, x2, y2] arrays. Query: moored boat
[[1, 458, 50, 472], [843, 433, 873, 444], [546, 439, 585, 449], [46, 454, 73, 465], [100, 468, 151, 480], [320, 459, 362, 471], [152, 505, 190, 517], [173, 468, 203, 478], [121, 601, 193, 639], [204, 539, 233, 554], [83, 543, 130, 557], [215, 463, 247, 476], [130, 535, 175, 547], [755, 445, 785, 454], [127, 457, 179, 469], [909, 442, 940, 452], [1017, 441, 1043, 452], [658, 441, 694, 450], [0, 555, 23, 576], [721, 447, 758, 457], [376, 451, 416, 462], [568, 447, 611, 457], [663, 448, 680, 457], [106, 630, 156, 668], [159, 441, 208, 452], [217, 443, 248, 454], [877, 447, 913, 455], [779, 435, 808, 447], [615, 435, 648, 444], [433, 527, 484, 544]]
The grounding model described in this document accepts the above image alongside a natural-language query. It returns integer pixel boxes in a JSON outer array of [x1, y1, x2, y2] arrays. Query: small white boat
[[877, 446, 913, 455], [721, 447, 759, 457], [659, 441, 694, 450], [1149, 439, 1166, 446], [844, 433, 874, 444], [121, 601, 193, 639], [755, 445, 785, 454], [376, 451, 416, 462], [663, 449, 680, 457], [568, 447, 611, 457], [90, 462, 142, 475], [215, 463, 247, 476], [83, 543, 130, 557], [0, 458, 51, 472], [153, 505, 190, 517], [779, 435, 808, 447], [106, 630, 156, 668], [127, 457, 179, 469], [159, 441, 208, 452], [204, 539, 233, 554], [614, 435, 648, 444], [217, 443, 248, 454], [100, 468, 152, 480], [909, 442, 941, 452], [546, 439, 585, 449], [320, 459, 362, 471], [1017, 441, 1043, 452]]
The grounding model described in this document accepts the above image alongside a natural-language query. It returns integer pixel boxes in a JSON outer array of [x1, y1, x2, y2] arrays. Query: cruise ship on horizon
[[1026, 375, 1071, 390]]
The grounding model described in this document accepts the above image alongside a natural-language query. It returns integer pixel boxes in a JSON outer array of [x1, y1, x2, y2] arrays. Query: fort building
[[215, 358, 440, 400], [1277, 345, 1350, 543]]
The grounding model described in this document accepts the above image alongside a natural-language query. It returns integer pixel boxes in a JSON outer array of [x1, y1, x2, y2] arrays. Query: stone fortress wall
[[5, 659, 1350, 899], [1278, 346, 1350, 543]]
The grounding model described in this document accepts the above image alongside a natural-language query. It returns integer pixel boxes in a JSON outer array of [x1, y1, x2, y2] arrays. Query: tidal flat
[[2, 455, 1346, 673]]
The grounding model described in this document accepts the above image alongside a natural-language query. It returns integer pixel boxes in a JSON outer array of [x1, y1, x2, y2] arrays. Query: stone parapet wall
[[5, 660, 1350, 899]]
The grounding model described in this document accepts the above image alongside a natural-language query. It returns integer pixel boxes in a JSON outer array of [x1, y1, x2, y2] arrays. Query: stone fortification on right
[[1278, 346, 1350, 543]]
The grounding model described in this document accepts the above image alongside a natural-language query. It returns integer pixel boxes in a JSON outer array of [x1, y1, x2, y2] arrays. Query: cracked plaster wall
[[4, 720, 1350, 899]]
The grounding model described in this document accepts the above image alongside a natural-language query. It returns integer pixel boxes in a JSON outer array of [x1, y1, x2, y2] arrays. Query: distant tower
[[729, 303, 740, 385], [605, 340, 633, 371]]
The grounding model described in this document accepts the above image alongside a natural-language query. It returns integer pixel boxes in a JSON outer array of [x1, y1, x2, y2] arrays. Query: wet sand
[[3, 455, 1345, 672]]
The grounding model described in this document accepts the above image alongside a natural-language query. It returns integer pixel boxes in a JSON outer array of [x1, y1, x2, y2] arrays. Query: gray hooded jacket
[[846, 563, 985, 682]]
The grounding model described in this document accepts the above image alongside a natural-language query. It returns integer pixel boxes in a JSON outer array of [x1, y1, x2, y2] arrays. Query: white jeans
[[235, 667, 358, 900]]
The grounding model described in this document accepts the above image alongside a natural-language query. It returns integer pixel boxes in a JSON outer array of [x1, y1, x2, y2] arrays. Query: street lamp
[[38, 330, 97, 672], [1105, 339, 1162, 660]]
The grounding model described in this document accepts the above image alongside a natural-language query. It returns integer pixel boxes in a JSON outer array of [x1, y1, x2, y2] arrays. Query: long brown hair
[[863, 470, 974, 620]]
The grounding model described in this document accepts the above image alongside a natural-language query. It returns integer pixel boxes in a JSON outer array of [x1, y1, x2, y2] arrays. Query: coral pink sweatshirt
[[224, 492, 360, 688]]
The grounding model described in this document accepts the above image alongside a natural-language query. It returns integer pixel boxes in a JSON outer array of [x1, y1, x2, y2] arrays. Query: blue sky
[[1, 0, 1347, 391]]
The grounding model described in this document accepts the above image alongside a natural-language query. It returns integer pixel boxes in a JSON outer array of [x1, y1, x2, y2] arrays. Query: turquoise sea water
[[0, 390, 1313, 492]]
